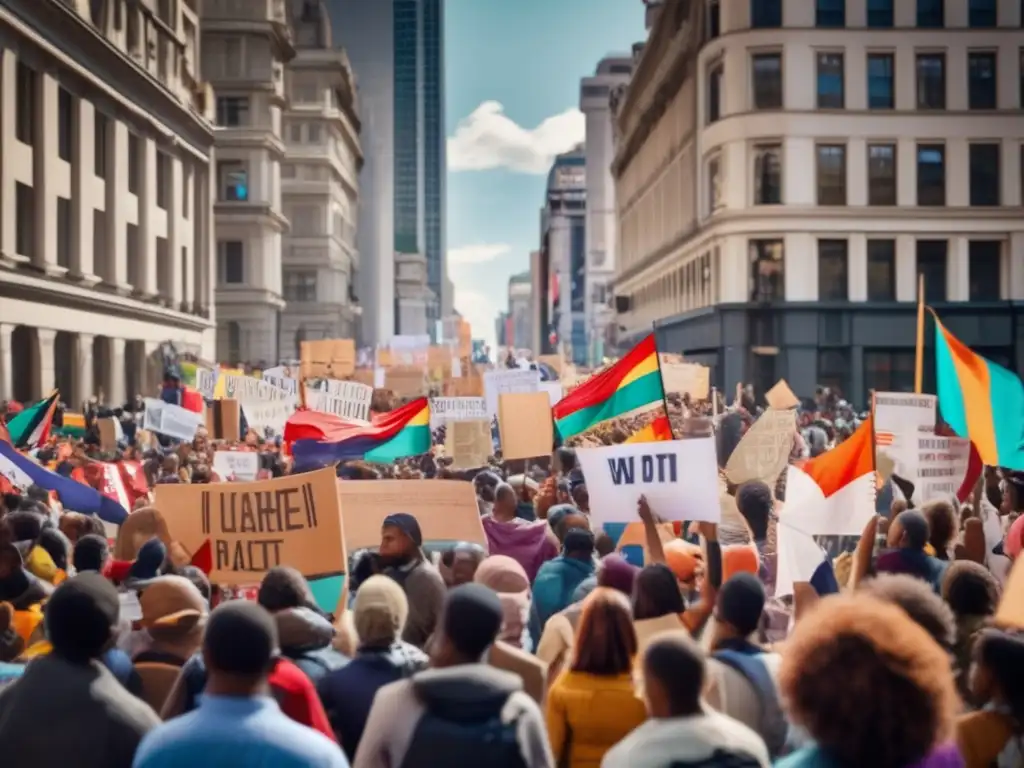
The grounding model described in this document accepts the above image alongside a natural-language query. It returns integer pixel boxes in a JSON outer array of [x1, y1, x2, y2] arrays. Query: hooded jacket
[[275, 606, 348, 685], [532, 556, 595, 629], [481, 516, 558, 583], [382, 557, 447, 649]]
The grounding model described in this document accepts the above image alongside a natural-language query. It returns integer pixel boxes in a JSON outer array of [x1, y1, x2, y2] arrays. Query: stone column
[[36, 329, 57, 400], [70, 96, 98, 283], [0, 323, 13, 401], [107, 337, 126, 407], [34, 73, 61, 275], [75, 332, 94, 406], [168, 154, 183, 307], [0, 52, 21, 265], [106, 120, 129, 290], [138, 135, 157, 296]]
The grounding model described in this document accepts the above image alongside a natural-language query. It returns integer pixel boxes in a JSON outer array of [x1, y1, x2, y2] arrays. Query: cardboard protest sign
[[212, 451, 259, 482], [154, 467, 347, 612], [97, 418, 119, 452], [206, 399, 241, 440], [429, 397, 487, 427], [221, 373, 291, 403], [765, 379, 800, 410], [385, 366, 427, 397], [143, 398, 204, 441], [307, 381, 373, 422], [241, 399, 296, 436], [724, 408, 796, 485], [661, 362, 710, 400], [445, 419, 493, 469], [444, 368, 483, 397], [537, 354, 563, 375], [498, 392, 553, 461], [195, 368, 219, 399], [576, 438, 720, 528], [301, 338, 356, 379], [338, 479, 485, 550], [483, 369, 540, 420]]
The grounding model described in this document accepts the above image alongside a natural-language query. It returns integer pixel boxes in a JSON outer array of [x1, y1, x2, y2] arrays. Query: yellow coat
[[545, 669, 647, 768]]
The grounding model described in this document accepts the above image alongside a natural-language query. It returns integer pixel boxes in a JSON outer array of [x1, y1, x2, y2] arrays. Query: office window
[[216, 96, 249, 127], [706, 0, 720, 39], [816, 52, 844, 108], [707, 64, 723, 123], [219, 241, 244, 284], [818, 350, 851, 396], [753, 144, 782, 205], [969, 241, 1001, 301], [916, 53, 946, 109], [818, 240, 849, 300], [156, 153, 168, 209], [749, 240, 784, 302], [917, 0, 944, 27], [817, 145, 847, 205], [867, 54, 894, 109], [867, 240, 897, 301], [15, 62, 34, 145], [916, 240, 948, 302], [816, 0, 845, 27], [969, 0, 997, 27], [15, 183, 33, 258], [58, 88, 73, 161], [867, 144, 897, 205], [127, 134, 140, 194], [284, 270, 318, 302], [968, 53, 997, 110], [917, 144, 946, 206], [56, 197, 71, 268], [94, 111, 107, 178], [752, 53, 783, 109], [751, 0, 782, 27], [867, 0, 894, 27], [217, 161, 248, 202], [865, 350, 916, 394], [707, 154, 722, 214], [969, 143, 1001, 207]]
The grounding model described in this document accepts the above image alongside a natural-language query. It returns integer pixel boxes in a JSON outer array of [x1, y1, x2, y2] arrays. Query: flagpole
[[651, 325, 676, 440], [914, 273, 925, 394]]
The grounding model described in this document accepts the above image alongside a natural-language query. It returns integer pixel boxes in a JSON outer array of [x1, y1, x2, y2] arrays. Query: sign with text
[[661, 362, 710, 400], [576, 438, 720, 527], [195, 368, 219, 399], [155, 467, 345, 586], [444, 419, 492, 470], [143, 398, 204, 441], [212, 451, 260, 482], [724, 408, 797, 485], [221, 374, 291, 403], [242, 399, 297, 435], [429, 397, 487, 427], [483, 369, 540, 420], [300, 338, 356, 379], [261, 371, 299, 396], [306, 383, 372, 423]]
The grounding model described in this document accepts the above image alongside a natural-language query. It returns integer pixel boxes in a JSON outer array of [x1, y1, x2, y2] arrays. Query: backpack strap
[[713, 650, 788, 757]]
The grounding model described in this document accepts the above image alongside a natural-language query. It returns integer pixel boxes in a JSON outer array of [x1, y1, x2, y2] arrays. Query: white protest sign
[[576, 439, 720, 527], [429, 397, 487, 427], [0, 452, 34, 490], [213, 451, 260, 482], [483, 369, 540, 420], [242, 399, 297, 435], [195, 368, 219, 399], [539, 381, 563, 407], [221, 374, 291, 403], [306, 384, 372, 423], [143, 398, 204, 441], [261, 369, 299, 396]]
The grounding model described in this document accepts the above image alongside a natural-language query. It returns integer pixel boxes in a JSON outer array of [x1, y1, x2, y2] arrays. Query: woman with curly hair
[[775, 593, 962, 768], [957, 628, 1024, 768], [941, 561, 1001, 707]]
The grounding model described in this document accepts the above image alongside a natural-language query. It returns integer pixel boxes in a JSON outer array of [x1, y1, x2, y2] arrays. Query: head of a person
[[570, 484, 589, 512], [202, 601, 279, 695], [25, 485, 50, 505], [139, 574, 208, 651], [128, 537, 168, 582], [44, 573, 120, 664], [474, 555, 530, 595], [969, 628, 1024, 719], [571, 587, 637, 677], [887, 509, 929, 552], [662, 540, 702, 591], [632, 563, 686, 621], [448, 542, 487, 586], [492, 482, 517, 519], [473, 471, 502, 503], [860, 573, 956, 652], [72, 534, 109, 574], [922, 499, 957, 558], [941, 561, 1000, 619], [734, 480, 773, 542], [555, 479, 572, 504], [176, 564, 213, 607], [36, 528, 70, 573], [780, 594, 958, 767], [429, 583, 503, 667], [640, 630, 705, 718], [353, 574, 409, 649], [562, 527, 595, 562], [710, 573, 765, 647], [379, 513, 423, 567], [553, 447, 576, 476], [596, 554, 638, 597], [257, 566, 314, 614], [554, 512, 590, 543]]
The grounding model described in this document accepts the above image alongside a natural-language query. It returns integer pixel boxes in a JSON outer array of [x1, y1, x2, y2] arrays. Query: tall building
[[202, 0, 295, 366], [613, 0, 1024, 407], [0, 0, 217, 405], [506, 271, 533, 353], [329, 0, 447, 344], [280, 0, 362, 359], [580, 55, 632, 366]]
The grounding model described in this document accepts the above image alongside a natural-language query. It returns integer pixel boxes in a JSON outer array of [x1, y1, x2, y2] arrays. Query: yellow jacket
[[545, 669, 647, 768]]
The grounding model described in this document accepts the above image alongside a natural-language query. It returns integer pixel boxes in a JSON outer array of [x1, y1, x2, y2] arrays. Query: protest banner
[[498, 392, 553, 460], [154, 468, 347, 611], [300, 338, 356, 379], [388, 334, 431, 367], [260, 370, 299, 396], [337, 479, 485, 550], [195, 368, 219, 399], [221, 374, 291, 403], [444, 419, 492, 469], [241, 399, 297, 435], [576, 438, 720, 527], [765, 379, 800, 410], [306, 383, 372, 423], [206, 399, 241, 440], [384, 366, 427, 398], [429, 397, 487, 427], [483, 368, 540, 420], [212, 451, 260, 482], [661, 362, 710, 400], [143, 398, 204, 441], [724, 408, 797, 485]]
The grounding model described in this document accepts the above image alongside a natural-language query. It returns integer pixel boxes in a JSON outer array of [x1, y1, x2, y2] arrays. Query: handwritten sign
[[483, 369, 540, 419], [444, 419, 492, 469], [221, 374, 291, 403], [301, 339, 356, 379], [306, 385, 372, 423], [765, 379, 800, 410], [661, 363, 710, 400], [212, 451, 260, 482], [242, 399, 297, 435], [143, 398, 204, 441], [195, 368, 219, 399], [429, 397, 487, 427], [724, 408, 796, 485]]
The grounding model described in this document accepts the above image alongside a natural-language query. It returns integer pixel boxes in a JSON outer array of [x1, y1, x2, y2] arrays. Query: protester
[[941, 561, 1001, 705], [378, 513, 447, 648], [441, 541, 487, 587], [481, 482, 558, 582], [876, 509, 949, 592], [859, 573, 957, 654], [134, 602, 347, 767], [532, 527, 596, 628], [73, 533, 111, 574], [956, 627, 1024, 767]]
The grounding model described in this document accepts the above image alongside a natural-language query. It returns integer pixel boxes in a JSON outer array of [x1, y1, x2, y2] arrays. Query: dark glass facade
[[422, 0, 444, 329], [393, 0, 418, 256]]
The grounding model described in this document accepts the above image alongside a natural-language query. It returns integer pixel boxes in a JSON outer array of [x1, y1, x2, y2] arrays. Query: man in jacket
[[379, 513, 447, 649], [531, 528, 596, 628]]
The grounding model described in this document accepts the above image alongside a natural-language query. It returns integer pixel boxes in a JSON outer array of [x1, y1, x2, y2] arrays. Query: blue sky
[[445, 0, 646, 350]]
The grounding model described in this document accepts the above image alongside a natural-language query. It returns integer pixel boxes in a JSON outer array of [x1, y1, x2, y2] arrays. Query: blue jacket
[[532, 555, 595, 628]]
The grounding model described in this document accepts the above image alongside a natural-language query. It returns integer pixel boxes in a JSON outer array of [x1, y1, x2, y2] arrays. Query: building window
[[707, 154, 722, 214], [917, 0, 944, 27], [968, 52, 997, 110], [867, 240, 897, 301], [917, 240, 948, 302], [867, 53, 894, 109], [818, 240, 849, 300], [969, 241, 1001, 301], [818, 350, 851, 397], [284, 270, 318, 302], [217, 161, 249, 202], [15, 62, 34, 145], [867, 0, 894, 27], [752, 53, 783, 109], [308, 123, 322, 143], [865, 350, 916, 394], [156, 153, 168, 209], [218, 241, 244, 284], [706, 0, 720, 39], [816, 144, 847, 205], [127, 134, 140, 194], [816, 52, 844, 109], [216, 96, 249, 127], [969, 0, 997, 27], [58, 87, 73, 161], [916, 144, 946, 206], [94, 111, 107, 178], [753, 144, 782, 205], [707, 64, 723, 123], [816, 0, 845, 27], [15, 183, 33, 258], [916, 53, 946, 109], [751, 0, 782, 27], [749, 240, 784, 302], [969, 143, 1001, 206], [867, 144, 897, 205], [56, 197, 71, 269]]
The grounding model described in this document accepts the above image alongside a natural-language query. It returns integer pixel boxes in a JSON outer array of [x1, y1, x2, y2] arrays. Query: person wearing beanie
[[0, 574, 160, 768], [532, 527, 597, 629], [318, 575, 428, 760], [378, 513, 447, 649], [134, 602, 347, 768], [354, 584, 553, 768]]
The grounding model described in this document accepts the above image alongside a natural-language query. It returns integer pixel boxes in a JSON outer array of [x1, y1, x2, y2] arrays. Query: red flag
[[181, 387, 205, 414]]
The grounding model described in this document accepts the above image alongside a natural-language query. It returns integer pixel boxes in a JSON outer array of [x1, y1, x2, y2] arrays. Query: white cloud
[[453, 288, 498, 352], [448, 243, 512, 266], [447, 100, 585, 174]]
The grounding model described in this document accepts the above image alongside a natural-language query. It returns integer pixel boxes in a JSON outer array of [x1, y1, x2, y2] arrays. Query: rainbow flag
[[291, 397, 431, 470], [934, 315, 1024, 470], [56, 411, 87, 438], [552, 334, 664, 439]]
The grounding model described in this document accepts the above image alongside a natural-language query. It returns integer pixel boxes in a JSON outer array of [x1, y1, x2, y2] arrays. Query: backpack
[[286, 647, 346, 685], [713, 650, 788, 758], [398, 696, 527, 768]]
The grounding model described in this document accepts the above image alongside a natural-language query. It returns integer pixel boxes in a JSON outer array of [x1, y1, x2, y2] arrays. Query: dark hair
[[643, 631, 704, 715], [257, 566, 313, 612], [572, 588, 637, 677], [45, 573, 120, 663], [37, 528, 69, 571], [176, 564, 213, 606], [204, 601, 278, 676], [974, 628, 1024, 721], [442, 583, 503, 660], [632, 563, 685, 620], [941, 561, 1000, 618], [922, 500, 957, 558], [73, 534, 110, 573], [554, 447, 576, 473], [897, 510, 929, 550], [716, 573, 766, 637], [860, 574, 956, 651], [735, 481, 773, 541]]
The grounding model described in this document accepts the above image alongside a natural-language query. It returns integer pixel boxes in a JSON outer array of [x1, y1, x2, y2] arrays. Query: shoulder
[[774, 744, 832, 768], [705, 709, 771, 754], [371, 677, 416, 710], [600, 721, 654, 767], [410, 561, 446, 586], [133, 713, 200, 764]]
